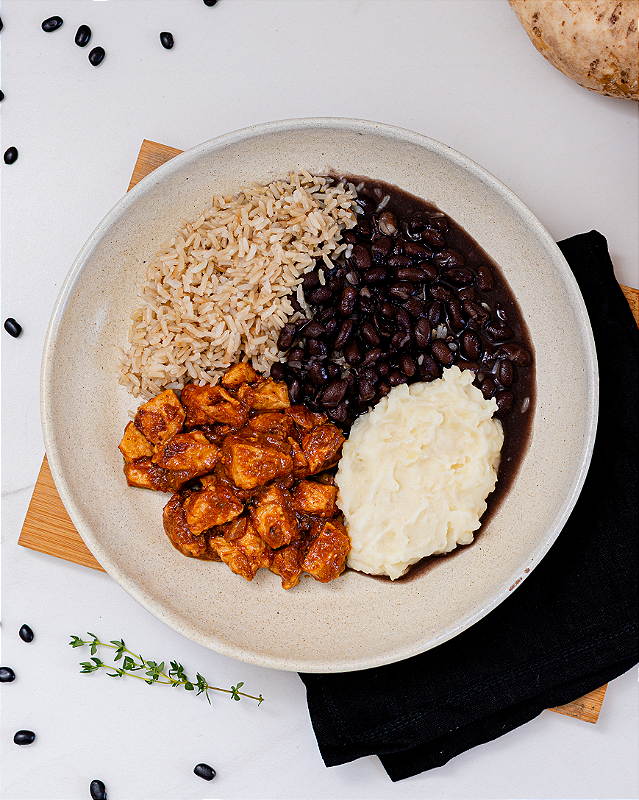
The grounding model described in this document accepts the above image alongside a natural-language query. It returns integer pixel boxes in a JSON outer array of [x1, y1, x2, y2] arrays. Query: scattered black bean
[[4, 318, 22, 337], [276, 323, 296, 351], [19, 624, 34, 643], [461, 330, 482, 360], [498, 359, 514, 386], [476, 264, 495, 291], [270, 362, 286, 382], [203, 0, 219, 6], [14, 730, 35, 746], [160, 31, 174, 49], [0, 17, 3, 32], [42, 16, 63, 32], [431, 340, 454, 365], [4, 147, 18, 165], [414, 318, 431, 349], [350, 244, 371, 270], [0, 667, 16, 682], [306, 286, 332, 304], [88, 46, 105, 67], [90, 779, 107, 800], [75, 24, 91, 47], [0, 90, 4, 102]]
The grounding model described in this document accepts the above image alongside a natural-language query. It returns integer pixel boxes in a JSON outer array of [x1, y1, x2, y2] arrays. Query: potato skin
[[509, 0, 638, 100]]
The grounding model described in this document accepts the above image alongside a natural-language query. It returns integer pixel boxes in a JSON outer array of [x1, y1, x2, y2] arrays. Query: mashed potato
[[336, 367, 503, 579]]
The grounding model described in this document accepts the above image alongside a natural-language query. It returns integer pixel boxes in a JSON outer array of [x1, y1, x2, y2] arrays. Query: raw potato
[[508, 0, 638, 100]]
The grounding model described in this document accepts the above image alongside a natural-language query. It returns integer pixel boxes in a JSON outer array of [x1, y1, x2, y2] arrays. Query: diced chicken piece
[[134, 389, 185, 446], [292, 480, 337, 517], [119, 421, 154, 463], [221, 361, 258, 387], [124, 457, 192, 492], [163, 493, 217, 559], [209, 522, 273, 581], [269, 536, 311, 590], [152, 431, 219, 479], [250, 378, 290, 411], [180, 383, 249, 428], [221, 435, 293, 490], [288, 437, 310, 478], [302, 519, 350, 582], [182, 483, 244, 534], [247, 412, 295, 442], [301, 424, 345, 474], [199, 423, 235, 445], [250, 485, 297, 549], [285, 405, 328, 434], [221, 515, 249, 541]]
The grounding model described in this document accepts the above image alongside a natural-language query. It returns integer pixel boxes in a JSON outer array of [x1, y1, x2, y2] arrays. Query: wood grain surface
[[20, 138, 637, 723]]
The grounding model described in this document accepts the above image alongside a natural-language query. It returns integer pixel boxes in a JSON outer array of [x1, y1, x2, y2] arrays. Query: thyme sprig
[[69, 633, 263, 705]]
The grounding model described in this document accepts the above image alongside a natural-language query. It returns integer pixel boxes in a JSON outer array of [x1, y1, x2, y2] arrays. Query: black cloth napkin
[[299, 231, 638, 781]]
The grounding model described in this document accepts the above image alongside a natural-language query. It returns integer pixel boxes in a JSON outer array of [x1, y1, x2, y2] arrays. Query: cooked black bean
[[342, 230, 357, 245], [321, 379, 348, 407], [403, 296, 425, 318], [380, 302, 396, 319], [324, 318, 338, 337], [327, 275, 345, 293], [19, 624, 34, 643], [160, 31, 174, 49], [270, 362, 286, 382], [288, 378, 301, 403], [388, 369, 407, 387], [309, 362, 329, 386], [480, 377, 497, 399], [194, 763, 216, 780], [288, 347, 304, 362], [350, 244, 371, 270], [419, 227, 445, 248], [90, 779, 107, 800], [432, 249, 465, 269], [456, 359, 480, 375], [4, 318, 22, 337], [430, 340, 454, 365], [390, 238, 404, 256], [0, 667, 16, 682], [395, 308, 411, 330], [400, 354, 416, 377], [427, 301, 443, 325], [338, 286, 357, 316], [389, 282, 414, 302], [14, 730, 35, 746], [414, 318, 431, 349], [363, 266, 387, 283], [345, 270, 360, 285], [315, 307, 335, 322], [495, 390, 514, 416], [458, 286, 477, 301], [476, 264, 495, 291], [498, 359, 514, 386], [403, 241, 432, 259], [377, 381, 391, 398], [461, 330, 482, 360], [447, 299, 466, 331], [418, 354, 440, 379], [333, 319, 354, 350], [344, 340, 362, 365], [429, 285, 452, 301], [357, 218, 371, 238], [42, 16, 63, 32], [276, 323, 296, 351], [307, 339, 327, 357], [372, 236, 392, 260], [443, 268, 474, 286], [75, 25, 91, 47], [462, 299, 489, 325], [408, 212, 430, 234], [327, 401, 348, 423], [485, 322, 513, 341], [302, 271, 320, 291], [4, 147, 18, 165], [391, 330, 411, 350], [307, 286, 333, 305], [395, 267, 427, 282], [361, 322, 380, 346], [499, 342, 531, 366], [88, 46, 105, 66], [414, 260, 437, 281], [326, 363, 340, 379], [386, 254, 412, 269], [299, 320, 324, 339], [358, 290, 375, 314], [358, 376, 376, 401]]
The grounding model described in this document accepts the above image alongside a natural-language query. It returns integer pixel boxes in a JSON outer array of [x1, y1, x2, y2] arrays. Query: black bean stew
[[274, 176, 535, 529]]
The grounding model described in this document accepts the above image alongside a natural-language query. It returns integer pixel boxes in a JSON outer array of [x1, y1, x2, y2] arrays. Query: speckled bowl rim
[[41, 118, 598, 672]]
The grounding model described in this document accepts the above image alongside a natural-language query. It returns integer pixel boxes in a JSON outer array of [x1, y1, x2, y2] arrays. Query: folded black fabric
[[300, 231, 638, 781]]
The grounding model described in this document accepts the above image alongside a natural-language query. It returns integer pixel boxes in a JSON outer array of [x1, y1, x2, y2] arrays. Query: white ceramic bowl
[[41, 118, 597, 672]]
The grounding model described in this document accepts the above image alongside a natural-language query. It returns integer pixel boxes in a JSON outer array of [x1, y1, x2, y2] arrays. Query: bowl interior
[[41, 119, 597, 672]]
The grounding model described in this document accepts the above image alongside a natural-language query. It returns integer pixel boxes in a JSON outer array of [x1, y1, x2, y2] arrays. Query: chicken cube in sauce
[[119, 421, 154, 462], [302, 519, 350, 583], [250, 485, 298, 549], [134, 389, 185, 445], [221, 435, 293, 490], [152, 431, 219, 479], [182, 482, 244, 534]]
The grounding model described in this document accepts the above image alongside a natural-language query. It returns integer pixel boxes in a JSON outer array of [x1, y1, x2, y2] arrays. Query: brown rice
[[118, 172, 357, 398]]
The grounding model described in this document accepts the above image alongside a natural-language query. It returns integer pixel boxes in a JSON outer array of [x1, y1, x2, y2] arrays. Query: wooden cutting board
[[19, 139, 638, 724]]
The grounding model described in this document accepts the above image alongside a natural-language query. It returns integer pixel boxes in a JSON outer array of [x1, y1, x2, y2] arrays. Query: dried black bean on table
[[4, 147, 18, 165], [275, 177, 535, 491], [90, 779, 107, 800], [88, 46, 105, 66], [42, 16, 63, 32], [203, 0, 219, 5], [19, 624, 34, 643], [0, 90, 4, 102], [194, 763, 216, 781], [14, 730, 36, 746], [75, 25, 91, 47], [0, 667, 16, 682], [160, 31, 174, 49], [4, 318, 22, 337]]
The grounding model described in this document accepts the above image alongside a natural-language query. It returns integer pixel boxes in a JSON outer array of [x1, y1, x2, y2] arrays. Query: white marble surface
[[1, 2, 637, 799]]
